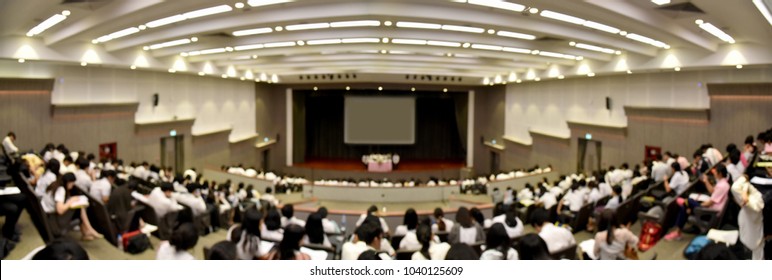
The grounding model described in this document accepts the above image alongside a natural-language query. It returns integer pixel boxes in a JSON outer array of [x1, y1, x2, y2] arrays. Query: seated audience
[[355, 205, 390, 234], [663, 162, 689, 196], [444, 243, 480, 260], [35, 160, 60, 197], [395, 208, 420, 250], [665, 165, 730, 241], [261, 187, 279, 206], [431, 207, 454, 233], [227, 207, 264, 260], [530, 208, 575, 254], [342, 218, 390, 260], [449, 207, 484, 245], [281, 204, 306, 228], [41, 173, 102, 240], [469, 207, 488, 228], [480, 223, 518, 260], [490, 204, 524, 239], [604, 185, 624, 210], [90, 170, 116, 204], [157, 223, 198, 260], [317, 207, 342, 234], [303, 213, 332, 247], [132, 182, 183, 219], [517, 233, 553, 260], [357, 250, 384, 260], [73, 158, 92, 192], [261, 207, 285, 242], [412, 222, 451, 260], [32, 239, 89, 260], [207, 241, 237, 260], [264, 224, 310, 260], [593, 209, 639, 260]]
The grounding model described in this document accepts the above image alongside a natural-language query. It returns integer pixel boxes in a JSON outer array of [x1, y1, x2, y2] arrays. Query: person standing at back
[[2, 132, 18, 158]]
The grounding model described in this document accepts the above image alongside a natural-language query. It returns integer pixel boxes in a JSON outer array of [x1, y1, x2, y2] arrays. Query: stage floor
[[294, 159, 465, 171]]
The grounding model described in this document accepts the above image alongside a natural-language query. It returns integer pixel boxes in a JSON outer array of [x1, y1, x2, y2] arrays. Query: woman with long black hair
[[480, 223, 518, 260], [411, 222, 451, 260], [593, 209, 639, 260]]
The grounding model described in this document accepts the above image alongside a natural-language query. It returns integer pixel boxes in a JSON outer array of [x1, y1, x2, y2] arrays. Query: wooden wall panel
[[192, 130, 231, 170]]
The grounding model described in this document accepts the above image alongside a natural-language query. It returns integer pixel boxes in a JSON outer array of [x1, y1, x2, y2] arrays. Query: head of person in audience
[[486, 223, 511, 259], [588, 181, 598, 190], [517, 233, 552, 260], [49, 172, 76, 195], [367, 205, 379, 216], [56, 144, 68, 153], [243, 206, 262, 238], [356, 219, 383, 250], [46, 159, 61, 176], [141, 161, 149, 168], [403, 208, 418, 230], [504, 204, 519, 228], [357, 250, 382, 260], [265, 207, 282, 231], [611, 185, 622, 200], [529, 208, 550, 233], [317, 207, 329, 220], [433, 207, 447, 231], [277, 224, 305, 260], [444, 243, 480, 260], [728, 149, 741, 166], [492, 202, 506, 218], [470, 207, 485, 226], [621, 163, 629, 170], [281, 204, 295, 221], [62, 155, 73, 167], [744, 135, 755, 151], [265, 186, 273, 194], [33, 238, 90, 260], [663, 151, 673, 162], [305, 213, 325, 245], [74, 158, 88, 171], [670, 161, 682, 174], [207, 241, 237, 260], [693, 149, 703, 163], [102, 170, 117, 184], [712, 164, 728, 180], [6, 131, 15, 141], [455, 207, 473, 228], [599, 209, 620, 245], [171, 223, 199, 253], [416, 221, 433, 259], [160, 182, 175, 198]]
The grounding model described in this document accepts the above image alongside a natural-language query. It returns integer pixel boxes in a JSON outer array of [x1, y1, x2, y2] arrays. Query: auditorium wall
[[499, 67, 772, 175], [0, 61, 267, 171]]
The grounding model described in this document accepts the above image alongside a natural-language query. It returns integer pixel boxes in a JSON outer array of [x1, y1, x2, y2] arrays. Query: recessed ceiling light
[[411, 87, 416, 91], [235, 2, 245, 9], [380, 50, 387, 54], [190, 37, 198, 42], [587, 73, 595, 77], [169, 69, 177, 73], [130, 65, 136, 69], [17, 58, 25, 63], [382, 37, 390, 43], [443, 88, 448, 92], [80, 62, 87, 66], [346, 86, 350, 90], [252, 55, 258, 59], [627, 70, 632, 74], [569, 41, 576, 46], [619, 31, 628, 36], [487, 29, 495, 34], [736, 64, 743, 69], [62, 10, 71, 16], [462, 42, 471, 48], [275, 26, 283, 31], [138, 25, 147, 30], [378, 86, 383, 91], [516, 79, 522, 83], [558, 75, 565, 79], [297, 40, 305, 45], [384, 21, 392, 26], [674, 67, 681, 71], [198, 72, 205, 76], [529, 8, 539, 14], [651, 0, 671, 5]]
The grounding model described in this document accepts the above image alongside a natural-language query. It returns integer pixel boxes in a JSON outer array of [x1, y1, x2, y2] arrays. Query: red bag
[[638, 221, 662, 252]]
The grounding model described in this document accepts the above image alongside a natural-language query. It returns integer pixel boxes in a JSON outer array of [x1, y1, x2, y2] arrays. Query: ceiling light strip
[[696, 20, 735, 43], [27, 12, 69, 37], [467, 0, 526, 12]]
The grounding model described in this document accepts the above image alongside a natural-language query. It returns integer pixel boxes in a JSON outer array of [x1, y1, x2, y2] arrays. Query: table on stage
[[363, 154, 398, 172]]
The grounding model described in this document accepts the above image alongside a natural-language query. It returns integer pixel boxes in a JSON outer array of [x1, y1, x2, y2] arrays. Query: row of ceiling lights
[[312, 86, 450, 93]]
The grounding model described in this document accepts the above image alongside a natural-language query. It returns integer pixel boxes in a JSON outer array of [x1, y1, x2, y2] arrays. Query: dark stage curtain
[[303, 90, 466, 161]]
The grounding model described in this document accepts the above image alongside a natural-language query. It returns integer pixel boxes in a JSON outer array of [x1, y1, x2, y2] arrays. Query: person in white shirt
[[73, 158, 92, 193], [593, 209, 639, 260], [412, 223, 451, 260], [531, 208, 576, 254], [604, 185, 624, 210], [132, 162, 149, 181], [355, 205, 390, 234], [2, 132, 18, 157], [395, 208, 420, 250], [281, 204, 306, 228], [449, 207, 484, 245], [244, 167, 258, 178], [261, 187, 279, 207], [35, 160, 60, 197], [663, 162, 689, 196], [651, 155, 670, 183], [480, 223, 519, 260], [132, 182, 182, 219], [490, 203, 524, 239], [557, 182, 588, 217], [317, 207, 342, 234], [726, 150, 743, 183], [227, 207, 266, 260], [431, 208, 454, 233], [41, 173, 102, 240], [261, 208, 284, 242], [588, 181, 603, 204], [517, 233, 553, 260], [156, 223, 198, 260], [342, 218, 391, 260], [183, 168, 197, 183], [539, 191, 558, 210], [59, 156, 76, 175], [90, 170, 116, 204], [302, 213, 332, 247], [173, 183, 207, 216]]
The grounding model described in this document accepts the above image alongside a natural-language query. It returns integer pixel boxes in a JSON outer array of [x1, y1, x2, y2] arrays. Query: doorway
[[490, 151, 500, 174], [577, 138, 602, 175], [160, 135, 184, 173], [262, 149, 270, 171]]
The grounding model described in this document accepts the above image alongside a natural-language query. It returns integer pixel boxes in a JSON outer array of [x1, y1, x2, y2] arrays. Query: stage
[[285, 159, 468, 182]]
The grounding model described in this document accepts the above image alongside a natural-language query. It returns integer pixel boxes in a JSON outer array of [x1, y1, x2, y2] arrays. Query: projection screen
[[344, 96, 416, 145]]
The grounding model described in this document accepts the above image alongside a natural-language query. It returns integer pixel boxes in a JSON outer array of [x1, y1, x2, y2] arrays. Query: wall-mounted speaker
[[153, 93, 159, 107], [605, 97, 611, 110]]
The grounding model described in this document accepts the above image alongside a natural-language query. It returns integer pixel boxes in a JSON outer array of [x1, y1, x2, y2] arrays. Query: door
[[578, 139, 602, 174], [160, 135, 184, 172], [262, 149, 270, 171], [490, 151, 500, 174]]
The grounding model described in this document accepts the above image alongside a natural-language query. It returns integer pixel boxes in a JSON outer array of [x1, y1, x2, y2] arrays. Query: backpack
[[638, 221, 662, 252], [123, 230, 152, 254], [684, 235, 711, 259]]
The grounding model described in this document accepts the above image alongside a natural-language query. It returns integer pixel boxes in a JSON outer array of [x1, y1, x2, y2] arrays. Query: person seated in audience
[[90, 169, 115, 204], [703, 144, 724, 167], [530, 208, 575, 254], [517, 233, 553, 260], [157, 223, 198, 260], [726, 149, 744, 183], [593, 209, 639, 260], [2, 131, 18, 158], [31, 238, 90, 260], [303, 213, 332, 247], [53, 144, 68, 164], [35, 160, 60, 197], [742, 135, 756, 166], [227, 207, 264, 260], [147, 165, 161, 183], [132, 161, 149, 181], [342, 217, 391, 260], [261, 187, 279, 206], [604, 185, 624, 210], [491, 204, 524, 239], [207, 241, 238, 260], [412, 221, 451, 260], [587, 181, 603, 205], [159, 166, 174, 183], [41, 173, 102, 240], [557, 181, 588, 221], [60, 156, 76, 175], [107, 178, 135, 233], [444, 243, 480, 260], [262, 207, 285, 242], [663, 162, 689, 197], [664, 165, 731, 241], [469, 207, 489, 228], [133, 182, 183, 219], [357, 250, 385, 260], [355, 205, 390, 234], [651, 154, 670, 183], [449, 207, 484, 245], [281, 204, 306, 228], [692, 149, 711, 176], [312, 207, 341, 235], [480, 223, 518, 260], [183, 168, 197, 183], [396, 208, 423, 250], [431, 207, 454, 233]]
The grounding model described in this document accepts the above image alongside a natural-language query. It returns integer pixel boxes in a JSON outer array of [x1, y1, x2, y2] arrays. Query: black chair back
[[396, 249, 417, 260], [390, 235, 405, 250]]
